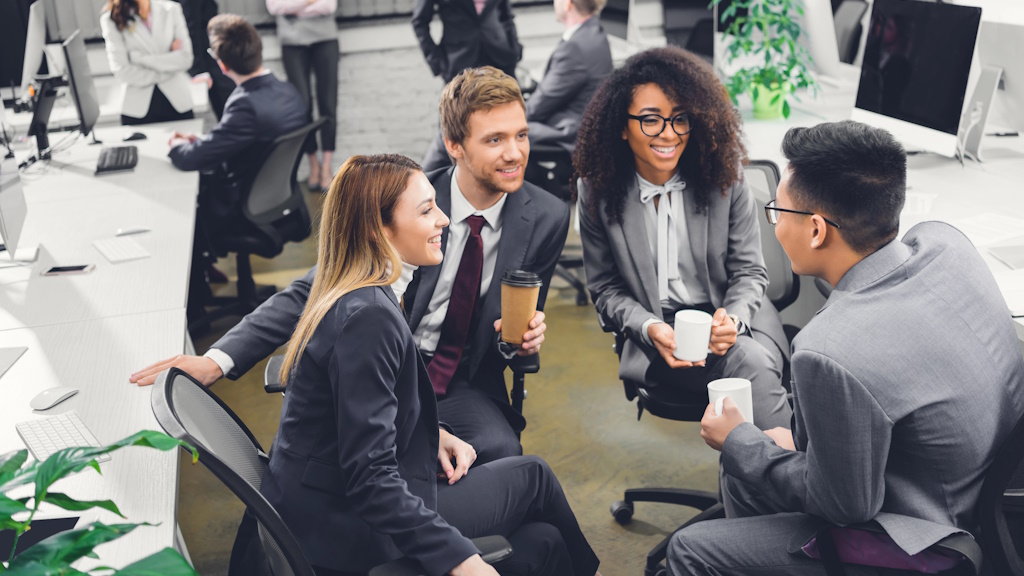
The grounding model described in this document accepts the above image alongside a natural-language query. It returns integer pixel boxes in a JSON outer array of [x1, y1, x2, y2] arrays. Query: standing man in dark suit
[[670, 121, 1024, 575], [527, 0, 612, 153], [170, 0, 234, 119], [414, 0, 523, 171], [166, 14, 307, 322], [133, 67, 571, 466]]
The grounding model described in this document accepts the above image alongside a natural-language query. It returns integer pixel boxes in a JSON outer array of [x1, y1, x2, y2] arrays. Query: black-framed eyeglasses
[[207, 47, 218, 61], [627, 113, 692, 137], [764, 199, 841, 228]]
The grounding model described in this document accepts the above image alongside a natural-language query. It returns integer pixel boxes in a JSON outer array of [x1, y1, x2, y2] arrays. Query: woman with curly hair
[[574, 46, 791, 430]]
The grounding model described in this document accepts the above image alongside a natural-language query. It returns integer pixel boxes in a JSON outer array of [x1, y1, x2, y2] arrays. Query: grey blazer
[[525, 17, 612, 153], [578, 172, 786, 384], [721, 222, 1024, 556]]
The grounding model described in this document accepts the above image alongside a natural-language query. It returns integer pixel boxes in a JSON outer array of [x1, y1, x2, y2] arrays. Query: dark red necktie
[[427, 215, 486, 396]]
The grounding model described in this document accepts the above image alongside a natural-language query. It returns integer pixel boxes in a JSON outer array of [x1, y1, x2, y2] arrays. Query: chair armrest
[[264, 354, 285, 394], [368, 536, 513, 576], [508, 353, 540, 374]]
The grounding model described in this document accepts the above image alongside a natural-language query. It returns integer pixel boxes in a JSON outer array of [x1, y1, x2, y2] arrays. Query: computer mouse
[[30, 386, 79, 411], [123, 132, 147, 142]]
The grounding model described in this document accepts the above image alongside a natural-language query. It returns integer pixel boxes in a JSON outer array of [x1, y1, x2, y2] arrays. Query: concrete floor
[[178, 188, 722, 576]]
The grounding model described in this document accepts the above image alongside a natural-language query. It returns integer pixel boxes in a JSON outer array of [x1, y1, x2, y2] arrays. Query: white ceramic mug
[[707, 378, 754, 425], [673, 309, 714, 362]]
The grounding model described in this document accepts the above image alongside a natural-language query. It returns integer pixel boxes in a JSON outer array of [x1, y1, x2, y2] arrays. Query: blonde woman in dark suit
[[100, 0, 195, 125]]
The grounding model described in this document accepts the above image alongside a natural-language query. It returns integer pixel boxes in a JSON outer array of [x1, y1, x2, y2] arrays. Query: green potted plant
[[709, 0, 817, 119], [0, 430, 198, 575]]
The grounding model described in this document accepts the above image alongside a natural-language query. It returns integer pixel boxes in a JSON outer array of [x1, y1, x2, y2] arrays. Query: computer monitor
[[978, 21, 1024, 132], [61, 30, 99, 139], [0, 156, 28, 259], [602, 0, 630, 41], [851, 0, 982, 157], [20, 1, 47, 92], [796, 0, 843, 82]]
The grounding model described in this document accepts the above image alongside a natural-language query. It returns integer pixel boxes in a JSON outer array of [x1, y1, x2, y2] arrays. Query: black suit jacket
[[525, 17, 613, 152], [168, 73, 306, 217], [260, 286, 479, 575], [411, 0, 522, 81], [213, 167, 571, 431]]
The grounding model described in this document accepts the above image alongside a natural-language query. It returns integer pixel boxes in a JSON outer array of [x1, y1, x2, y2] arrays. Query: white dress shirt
[[562, 20, 585, 42], [413, 169, 506, 353]]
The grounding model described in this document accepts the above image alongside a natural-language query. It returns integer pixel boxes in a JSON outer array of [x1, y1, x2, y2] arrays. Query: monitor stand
[[960, 66, 1004, 163], [26, 76, 67, 161]]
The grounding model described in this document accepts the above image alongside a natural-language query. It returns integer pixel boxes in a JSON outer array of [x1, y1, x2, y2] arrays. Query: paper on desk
[[92, 236, 150, 263], [993, 269, 1024, 317], [945, 213, 1024, 248]]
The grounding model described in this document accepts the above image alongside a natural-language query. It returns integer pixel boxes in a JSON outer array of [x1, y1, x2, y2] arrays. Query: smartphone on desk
[[41, 264, 95, 276]]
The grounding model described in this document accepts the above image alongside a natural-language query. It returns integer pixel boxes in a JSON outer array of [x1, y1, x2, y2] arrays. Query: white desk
[[0, 121, 200, 569], [741, 83, 1024, 344]]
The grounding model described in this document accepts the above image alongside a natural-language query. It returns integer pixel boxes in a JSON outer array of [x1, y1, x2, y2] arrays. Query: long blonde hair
[[279, 154, 422, 385]]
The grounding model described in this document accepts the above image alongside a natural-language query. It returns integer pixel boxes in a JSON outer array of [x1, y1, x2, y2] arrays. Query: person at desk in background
[[100, 0, 196, 125], [669, 121, 1024, 576], [574, 46, 792, 430], [165, 14, 307, 323], [266, 0, 339, 193], [171, 0, 235, 119], [525, 0, 612, 154], [133, 67, 570, 467], [413, 0, 523, 172], [232, 153, 599, 576]]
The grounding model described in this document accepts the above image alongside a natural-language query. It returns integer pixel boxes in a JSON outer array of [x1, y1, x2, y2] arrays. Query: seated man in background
[[166, 13, 307, 320], [671, 120, 1024, 575], [526, 0, 612, 153], [134, 66, 571, 466]]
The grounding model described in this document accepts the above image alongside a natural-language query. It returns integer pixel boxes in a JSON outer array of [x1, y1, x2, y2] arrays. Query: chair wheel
[[610, 500, 633, 524]]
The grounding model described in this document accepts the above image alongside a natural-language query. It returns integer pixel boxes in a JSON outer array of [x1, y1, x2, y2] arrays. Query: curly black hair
[[573, 46, 747, 224]]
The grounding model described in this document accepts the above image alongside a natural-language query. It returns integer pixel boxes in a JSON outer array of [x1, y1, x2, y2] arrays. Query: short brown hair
[[439, 66, 525, 145], [573, 0, 606, 16], [207, 14, 262, 75]]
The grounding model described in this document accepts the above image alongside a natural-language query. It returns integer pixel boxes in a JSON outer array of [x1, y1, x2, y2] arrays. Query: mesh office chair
[[191, 118, 325, 334], [604, 160, 800, 576], [834, 0, 868, 64], [151, 367, 512, 576]]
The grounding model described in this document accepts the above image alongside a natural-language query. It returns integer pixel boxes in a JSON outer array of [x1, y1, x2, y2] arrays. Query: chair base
[[611, 488, 724, 576]]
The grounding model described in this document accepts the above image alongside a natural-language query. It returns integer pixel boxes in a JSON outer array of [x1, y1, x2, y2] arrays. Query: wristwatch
[[728, 314, 749, 336]]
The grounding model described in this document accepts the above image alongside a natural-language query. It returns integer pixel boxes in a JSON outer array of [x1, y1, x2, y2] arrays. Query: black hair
[[781, 120, 906, 254]]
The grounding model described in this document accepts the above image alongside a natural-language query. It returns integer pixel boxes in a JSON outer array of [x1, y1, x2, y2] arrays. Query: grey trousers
[[667, 473, 886, 576]]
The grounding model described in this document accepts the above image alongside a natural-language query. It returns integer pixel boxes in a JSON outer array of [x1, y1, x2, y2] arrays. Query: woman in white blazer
[[100, 0, 195, 125]]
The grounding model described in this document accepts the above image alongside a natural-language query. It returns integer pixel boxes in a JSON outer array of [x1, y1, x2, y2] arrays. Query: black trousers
[[281, 39, 339, 153], [121, 86, 194, 126], [437, 374, 523, 466], [308, 456, 600, 576]]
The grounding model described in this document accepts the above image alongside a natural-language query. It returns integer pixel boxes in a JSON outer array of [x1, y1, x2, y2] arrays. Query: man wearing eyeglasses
[[670, 120, 1024, 575]]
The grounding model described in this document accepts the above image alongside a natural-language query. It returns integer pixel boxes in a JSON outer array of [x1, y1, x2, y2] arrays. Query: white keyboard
[[16, 411, 110, 463]]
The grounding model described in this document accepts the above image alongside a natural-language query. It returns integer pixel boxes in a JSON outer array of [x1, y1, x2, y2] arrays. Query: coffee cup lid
[[501, 269, 542, 287]]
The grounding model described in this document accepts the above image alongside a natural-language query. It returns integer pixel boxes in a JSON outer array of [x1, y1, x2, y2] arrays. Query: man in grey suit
[[670, 121, 1024, 575], [526, 0, 613, 153]]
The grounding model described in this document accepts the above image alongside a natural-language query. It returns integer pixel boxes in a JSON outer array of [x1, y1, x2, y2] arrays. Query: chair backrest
[[834, 0, 868, 64], [524, 143, 574, 202], [150, 368, 316, 576], [244, 118, 326, 226], [978, 407, 1024, 576], [744, 160, 800, 311]]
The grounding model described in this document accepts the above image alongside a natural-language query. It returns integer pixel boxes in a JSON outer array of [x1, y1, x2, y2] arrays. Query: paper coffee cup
[[500, 270, 542, 346], [673, 309, 713, 362], [707, 378, 754, 425]]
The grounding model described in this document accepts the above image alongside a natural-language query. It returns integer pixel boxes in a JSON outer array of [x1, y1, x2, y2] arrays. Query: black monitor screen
[[602, 0, 629, 40], [0, 0, 33, 88], [855, 0, 981, 136], [61, 29, 99, 138]]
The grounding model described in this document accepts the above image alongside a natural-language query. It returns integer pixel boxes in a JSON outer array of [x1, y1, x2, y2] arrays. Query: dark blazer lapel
[[683, 184, 712, 301], [620, 177, 660, 313], [409, 169, 454, 331], [470, 188, 533, 375]]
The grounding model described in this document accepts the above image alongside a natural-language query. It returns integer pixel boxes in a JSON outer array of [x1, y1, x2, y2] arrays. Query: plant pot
[[750, 82, 791, 120]]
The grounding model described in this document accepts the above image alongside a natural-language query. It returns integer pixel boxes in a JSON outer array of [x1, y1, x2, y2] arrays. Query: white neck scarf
[[638, 172, 687, 302]]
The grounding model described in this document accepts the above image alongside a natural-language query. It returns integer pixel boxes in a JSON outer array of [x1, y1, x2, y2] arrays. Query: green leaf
[[111, 548, 197, 576], [783, 99, 791, 118], [44, 494, 124, 519], [0, 560, 89, 576], [7, 523, 147, 569], [0, 451, 28, 484]]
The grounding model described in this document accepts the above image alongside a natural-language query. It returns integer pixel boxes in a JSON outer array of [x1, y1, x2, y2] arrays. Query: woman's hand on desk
[[438, 428, 477, 485], [130, 354, 223, 387], [449, 555, 499, 576]]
